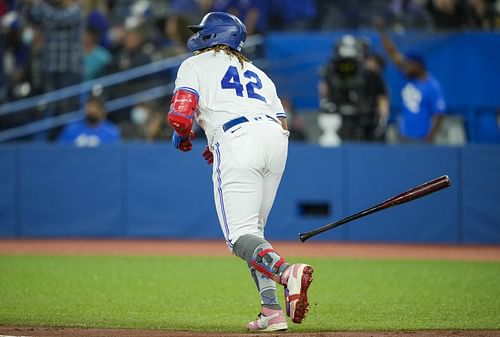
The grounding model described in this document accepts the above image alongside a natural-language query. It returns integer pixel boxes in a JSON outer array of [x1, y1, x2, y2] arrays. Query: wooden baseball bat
[[298, 175, 451, 242]]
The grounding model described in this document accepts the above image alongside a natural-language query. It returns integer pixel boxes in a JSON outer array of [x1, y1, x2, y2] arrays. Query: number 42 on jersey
[[221, 66, 267, 103]]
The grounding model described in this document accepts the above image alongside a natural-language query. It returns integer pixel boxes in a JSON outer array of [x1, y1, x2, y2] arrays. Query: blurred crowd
[[1, 0, 499, 145]]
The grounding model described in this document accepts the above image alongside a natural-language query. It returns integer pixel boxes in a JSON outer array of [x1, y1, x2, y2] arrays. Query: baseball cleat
[[247, 306, 288, 332], [281, 263, 314, 324]]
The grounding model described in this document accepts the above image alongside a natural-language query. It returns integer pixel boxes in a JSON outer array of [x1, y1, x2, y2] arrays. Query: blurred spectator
[[388, 0, 431, 30], [364, 52, 387, 74], [27, 0, 83, 92], [0, 22, 5, 103], [110, 25, 152, 73], [107, 0, 137, 22], [83, 26, 111, 81], [86, 2, 111, 49], [319, 35, 389, 142], [215, 0, 268, 35], [0, 14, 45, 131], [466, 0, 498, 29], [169, 0, 202, 16], [125, 0, 164, 46], [376, 18, 446, 143], [27, 0, 84, 139], [58, 95, 120, 146], [107, 24, 154, 123], [107, 1, 154, 54], [364, 53, 390, 139], [281, 97, 307, 141], [119, 103, 170, 141], [167, 0, 217, 19], [1, 10, 30, 102], [317, 0, 354, 29], [426, 0, 469, 29], [158, 14, 194, 58], [22, 24, 45, 98], [2, 0, 498, 144], [317, 0, 388, 29], [108, 23, 127, 54], [269, 0, 317, 31]]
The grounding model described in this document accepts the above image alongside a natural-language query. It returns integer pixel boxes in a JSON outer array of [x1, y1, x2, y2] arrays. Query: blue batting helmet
[[187, 12, 247, 52]]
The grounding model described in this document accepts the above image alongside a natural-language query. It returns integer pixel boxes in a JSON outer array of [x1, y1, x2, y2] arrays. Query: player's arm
[[426, 84, 446, 142], [374, 18, 405, 70], [167, 87, 198, 152], [168, 59, 200, 152], [373, 72, 390, 135], [168, 87, 198, 137], [426, 115, 443, 142], [376, 95, 390, 134], [278, 117, 288, 131]]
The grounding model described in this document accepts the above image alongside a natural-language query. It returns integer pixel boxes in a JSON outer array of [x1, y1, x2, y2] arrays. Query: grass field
[[1, 255, 499, 332]]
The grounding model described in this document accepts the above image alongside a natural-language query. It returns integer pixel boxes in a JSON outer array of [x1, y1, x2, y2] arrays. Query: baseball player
[[167, 12, 314, 332]]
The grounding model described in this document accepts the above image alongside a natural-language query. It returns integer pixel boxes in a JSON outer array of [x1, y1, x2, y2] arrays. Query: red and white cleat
[[281, 263, 314, 324], [247, 306, 288, 332]]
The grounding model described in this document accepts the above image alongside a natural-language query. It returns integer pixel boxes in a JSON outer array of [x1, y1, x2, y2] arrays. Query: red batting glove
[[202, 146, 214, 165], [172, 130, 195, 152]]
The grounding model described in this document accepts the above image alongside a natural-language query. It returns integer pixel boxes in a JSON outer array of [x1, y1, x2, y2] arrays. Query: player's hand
[[202, 146, 213, 165], [172, 130, 195, 152]]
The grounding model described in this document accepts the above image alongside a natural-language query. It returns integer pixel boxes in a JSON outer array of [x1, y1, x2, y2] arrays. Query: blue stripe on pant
[[215, 142, 233, 248]]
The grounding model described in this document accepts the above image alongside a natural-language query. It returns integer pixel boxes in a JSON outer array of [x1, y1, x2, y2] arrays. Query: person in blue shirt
[[58, 96, 120, 147], [83, 26, 111, 81], [376, 19, 446, 142]]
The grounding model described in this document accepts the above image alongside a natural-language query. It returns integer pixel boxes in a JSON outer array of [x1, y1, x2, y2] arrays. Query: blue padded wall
[[18, 146, 123, 237], [0, 148, 17, 236], [0, 143, 499, 244], [266, 144, 345, 241], [344, 145, 460, 243], [125, 144, 218, 238], [461, 145, 500, 244]]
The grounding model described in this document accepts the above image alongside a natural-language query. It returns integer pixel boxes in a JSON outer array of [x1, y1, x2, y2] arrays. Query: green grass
[[0, 255, 499, 332]]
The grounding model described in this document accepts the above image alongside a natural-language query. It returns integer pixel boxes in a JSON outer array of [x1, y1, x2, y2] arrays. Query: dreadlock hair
[[195, 44, 250, 68]]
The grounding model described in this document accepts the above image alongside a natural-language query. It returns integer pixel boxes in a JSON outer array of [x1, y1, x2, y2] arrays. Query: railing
[[0, 85, 173, 142], [0, 35, 264, 143]]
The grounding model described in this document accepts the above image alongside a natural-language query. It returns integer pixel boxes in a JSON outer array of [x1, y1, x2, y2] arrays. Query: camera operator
[[319, 35, 389, 143]]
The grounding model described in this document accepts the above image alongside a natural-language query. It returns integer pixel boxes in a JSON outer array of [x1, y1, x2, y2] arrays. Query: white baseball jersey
[[175, 51, 287, 147], [174, 50, 289, 249]]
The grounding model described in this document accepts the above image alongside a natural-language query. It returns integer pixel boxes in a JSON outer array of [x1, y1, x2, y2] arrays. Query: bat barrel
[[381, 175, 451, 208], [298, 175, 452, 242]]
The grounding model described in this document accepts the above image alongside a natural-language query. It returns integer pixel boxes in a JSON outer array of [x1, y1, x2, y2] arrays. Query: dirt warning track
[[1, 239, 500, 261]]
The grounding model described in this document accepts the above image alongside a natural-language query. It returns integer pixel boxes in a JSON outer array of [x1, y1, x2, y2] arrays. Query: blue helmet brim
[[188, 25, 203, 33]]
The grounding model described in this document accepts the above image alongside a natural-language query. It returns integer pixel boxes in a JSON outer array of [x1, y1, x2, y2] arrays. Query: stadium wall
[[0, 144, 499, 244]]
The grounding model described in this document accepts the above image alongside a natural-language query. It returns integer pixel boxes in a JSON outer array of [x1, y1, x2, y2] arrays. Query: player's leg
[[212, 133, 288, 331], [211, 140, 264, 249], [260, 173, 315, 325], [233, 231, 315, 325], [257, 125, 315, 324], [233, 234, 288, 331]]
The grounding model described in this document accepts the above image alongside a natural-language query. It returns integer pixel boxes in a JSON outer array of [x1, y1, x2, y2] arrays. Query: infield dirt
[[1, 326, 499, 337]]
